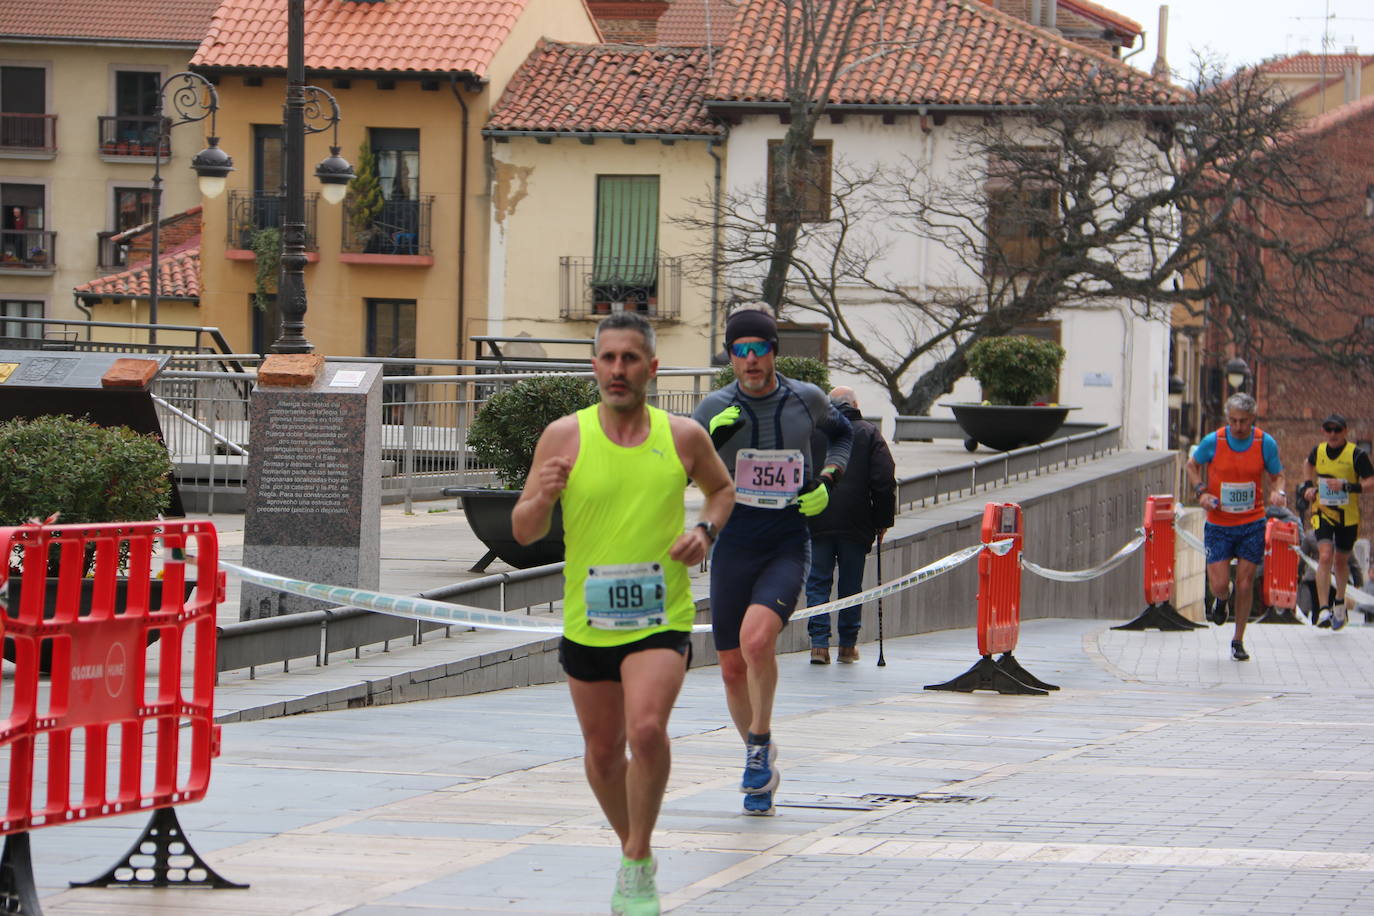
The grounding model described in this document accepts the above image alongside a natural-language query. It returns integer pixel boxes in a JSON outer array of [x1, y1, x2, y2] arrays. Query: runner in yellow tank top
[[1299, 413, 1374, 629], [513, 312, 733, 916]]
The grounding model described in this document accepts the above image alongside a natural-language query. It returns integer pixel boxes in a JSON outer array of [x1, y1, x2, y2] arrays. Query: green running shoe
[[611, 856, 659, 916]]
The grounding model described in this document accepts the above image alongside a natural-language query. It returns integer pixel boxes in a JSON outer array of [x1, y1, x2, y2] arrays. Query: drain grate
[[863, 793, 989, 806], [780, 792, 990, 811]]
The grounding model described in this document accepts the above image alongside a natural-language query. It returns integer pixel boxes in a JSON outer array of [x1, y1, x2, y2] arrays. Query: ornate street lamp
[[147, 71, 234, 344], [1224, 357, 1249, 392], [271, 0, 355, 353]]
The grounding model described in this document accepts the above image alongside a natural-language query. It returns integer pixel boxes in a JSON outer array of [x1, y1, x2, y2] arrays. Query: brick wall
[[124, 208, 202, 263]]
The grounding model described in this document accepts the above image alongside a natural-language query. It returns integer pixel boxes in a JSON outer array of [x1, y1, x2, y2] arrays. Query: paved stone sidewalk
[[27, 616, 1374, 915]]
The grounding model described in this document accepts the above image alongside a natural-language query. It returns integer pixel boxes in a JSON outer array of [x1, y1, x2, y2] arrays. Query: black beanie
[[725, 308, 779, 347]]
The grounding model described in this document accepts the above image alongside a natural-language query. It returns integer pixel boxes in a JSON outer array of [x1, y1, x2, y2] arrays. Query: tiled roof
[[75, 244, 201, 301], [0, 0, 220, 44], [657, 0, 740, 46], [708, 0, 1180, 109], [1294, 91, 1374, 138], [192, 0, 530, 76], [486, 41, 722, 136], [1057, 0, 1140, 38], [1259, 52, 1374, 76]]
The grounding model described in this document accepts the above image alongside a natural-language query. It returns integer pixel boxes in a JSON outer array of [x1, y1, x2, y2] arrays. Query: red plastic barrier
[[1263, 518, 1300, 610], [0, 520, 223, 835], [977, 502, 1023, 657], [1142, 495, 1176, 605]]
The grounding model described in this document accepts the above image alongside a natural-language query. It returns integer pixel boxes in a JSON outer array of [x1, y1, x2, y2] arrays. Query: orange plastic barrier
[[1262, 517, 1300, 610], [976, 502, 1023, 657], [0, 520, 223, 835], [1142, 495, 1176, 605]]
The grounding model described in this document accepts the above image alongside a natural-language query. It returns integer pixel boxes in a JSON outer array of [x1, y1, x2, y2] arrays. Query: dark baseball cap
[[1323, 413, 1347, 430]]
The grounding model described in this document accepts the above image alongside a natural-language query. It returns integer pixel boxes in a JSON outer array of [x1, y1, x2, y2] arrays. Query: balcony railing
[[0, 229, 56, 269], [227, 190, 319, 251], [341, 196, 433, 255], [97, 115, 169, 157], [0, 113, 57, 153], [97, 230, 128, 269], [558, 255, 682, 320]]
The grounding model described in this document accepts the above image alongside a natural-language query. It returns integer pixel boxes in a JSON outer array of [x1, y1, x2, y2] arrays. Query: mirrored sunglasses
[[730, 340, 774, 358]]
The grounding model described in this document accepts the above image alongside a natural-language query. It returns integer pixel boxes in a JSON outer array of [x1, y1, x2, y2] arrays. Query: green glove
[[796, 480, 829, 516], [708, 405, 742, 448]]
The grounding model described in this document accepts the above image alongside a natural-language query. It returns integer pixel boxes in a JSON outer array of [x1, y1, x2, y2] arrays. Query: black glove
[[1345, 480, 1364, 493]]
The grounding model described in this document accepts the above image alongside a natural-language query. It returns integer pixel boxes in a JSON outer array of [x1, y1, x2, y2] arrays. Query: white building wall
[[721, 114, 1169, 449]]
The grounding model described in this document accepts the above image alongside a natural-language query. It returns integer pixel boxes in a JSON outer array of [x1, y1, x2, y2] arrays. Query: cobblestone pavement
[[27, 616, 1374, 915]]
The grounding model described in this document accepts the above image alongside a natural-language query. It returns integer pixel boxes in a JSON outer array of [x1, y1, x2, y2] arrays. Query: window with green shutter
[[593, 175, 659, 311]]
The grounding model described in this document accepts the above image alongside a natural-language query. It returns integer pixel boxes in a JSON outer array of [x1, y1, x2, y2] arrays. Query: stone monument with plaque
[[240, 355, 382, 619]]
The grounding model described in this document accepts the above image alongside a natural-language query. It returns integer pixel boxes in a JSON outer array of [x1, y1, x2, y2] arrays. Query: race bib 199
[[1218, 481, 1257, 513], [1318, 477, 1350, 507], [735, 449, 804, 509], [584, 562, 666, 630]]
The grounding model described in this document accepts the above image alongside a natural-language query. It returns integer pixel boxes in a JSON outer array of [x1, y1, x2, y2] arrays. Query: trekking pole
[[876, 530, 887, 667]]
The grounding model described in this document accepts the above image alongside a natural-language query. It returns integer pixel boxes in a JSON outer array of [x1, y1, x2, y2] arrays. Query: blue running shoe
[[743, 788, 776, 816], [1333, 603, 1348, 631], [740, 741, 779, 793]]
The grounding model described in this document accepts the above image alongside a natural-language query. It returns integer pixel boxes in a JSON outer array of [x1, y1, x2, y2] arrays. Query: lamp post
[[147, 72, 234, 345], [1224, 356, 1249, 393], [271, 0, 354, 354]]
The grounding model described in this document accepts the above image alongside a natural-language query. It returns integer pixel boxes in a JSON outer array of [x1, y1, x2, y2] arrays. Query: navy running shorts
[[1204, 518, 1266, 566], [558, 630, 692, 683], [708, 533, 810, 651]]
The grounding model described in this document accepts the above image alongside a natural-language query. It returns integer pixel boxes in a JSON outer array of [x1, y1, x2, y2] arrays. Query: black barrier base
[[70, 807, 248, 891], [924, 654, 1048, 696], [1112, 601, 1206, 631], [1256, 605, 1303, 624], [0, 832, 43, 915], [997, 652, 1059, 691]]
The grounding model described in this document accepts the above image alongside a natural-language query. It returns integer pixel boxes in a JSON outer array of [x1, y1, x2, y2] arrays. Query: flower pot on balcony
[[942, 403, 1078, 452], [442, 487, 564, 573]]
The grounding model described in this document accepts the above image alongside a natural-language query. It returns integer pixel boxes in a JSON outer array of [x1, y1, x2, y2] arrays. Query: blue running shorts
[[708, 533, 810, 651], [1204, 518, 1266, 566]]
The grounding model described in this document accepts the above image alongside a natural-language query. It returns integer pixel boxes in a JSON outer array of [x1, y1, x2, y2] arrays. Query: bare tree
[[686, 62, 1374, 415]]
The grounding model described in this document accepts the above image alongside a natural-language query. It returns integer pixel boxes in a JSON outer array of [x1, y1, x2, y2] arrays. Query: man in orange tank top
[[1184, 393, 1287, 661]]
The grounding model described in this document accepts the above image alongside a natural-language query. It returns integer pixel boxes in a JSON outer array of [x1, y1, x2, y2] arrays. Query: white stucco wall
[[721, 114, 1170, 449]]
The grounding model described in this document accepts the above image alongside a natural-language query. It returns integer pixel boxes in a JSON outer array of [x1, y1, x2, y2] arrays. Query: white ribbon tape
[[1021, 531, 1147, 583], [1294, 550, 1374, 607], [220, 538, 1003, 636]]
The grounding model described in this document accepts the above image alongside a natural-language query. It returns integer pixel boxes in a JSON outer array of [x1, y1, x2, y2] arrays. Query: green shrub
[[965, 335, 1065, 405], [467, 375, 598, 489], [0, 416, 174, 572], [713, 356, 831, 391], [250, 226, 281, 313]]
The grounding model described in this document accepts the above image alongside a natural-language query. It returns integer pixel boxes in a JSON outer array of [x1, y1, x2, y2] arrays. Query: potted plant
[[249, 226, 281, 311], [943, 335, 1076, 451], [451, 374, 598, 570], [346, 141, 384, 253], [0, 415, 180, 670]]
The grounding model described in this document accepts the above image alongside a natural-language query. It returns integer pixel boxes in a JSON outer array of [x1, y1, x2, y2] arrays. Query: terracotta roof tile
[[192, 0, 530, 76], [708, 0, 1178, 109], [1294, 91, 1374, 137], [487, 40, 722, 135], [1259, 52, 1374, 76], [657, 0, 740, 46], [0, 0, 220, 44], [75, 244, 201, 301]]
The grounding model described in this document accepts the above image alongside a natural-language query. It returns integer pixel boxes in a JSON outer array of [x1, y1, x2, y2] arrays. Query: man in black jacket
[[804, 388, 897, 664]]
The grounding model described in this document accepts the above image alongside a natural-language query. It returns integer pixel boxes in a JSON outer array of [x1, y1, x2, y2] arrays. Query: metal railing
[[226, 190, 319, 250], [559, 255, 683, 320], [0, 316, 239, 359], [0, 228, 55, 269], [341, 196, 434, 255], [96, 115, 168, 156], [0, 113, 57, 152]]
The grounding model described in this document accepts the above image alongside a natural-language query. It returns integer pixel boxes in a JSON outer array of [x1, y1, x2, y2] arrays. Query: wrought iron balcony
[[559, 256, 682, 320], [0, 113, 57, 153], [341, 196, 433, 255], [0, 229, 56, 269], [97, 115, 169, 157], [227, 190, 318, 251]]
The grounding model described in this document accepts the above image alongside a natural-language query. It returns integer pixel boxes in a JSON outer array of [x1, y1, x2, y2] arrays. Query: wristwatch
[[694, 520, 719, 543]]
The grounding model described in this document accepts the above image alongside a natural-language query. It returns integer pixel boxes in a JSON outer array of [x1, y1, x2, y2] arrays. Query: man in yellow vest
[[513, 311, 734, 916], [1299, 413, 1374, 630]]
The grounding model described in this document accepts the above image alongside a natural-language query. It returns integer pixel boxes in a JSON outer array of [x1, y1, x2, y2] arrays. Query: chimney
[[1151, 5, 1171, 82], [587, 0, 670, 44], [1346, 62, 1361, 105]]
